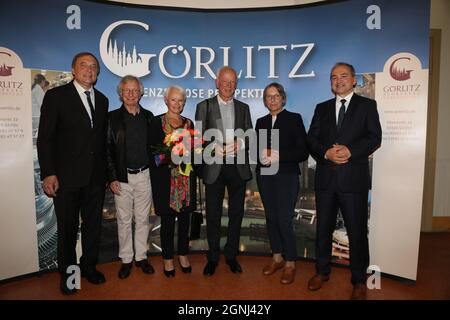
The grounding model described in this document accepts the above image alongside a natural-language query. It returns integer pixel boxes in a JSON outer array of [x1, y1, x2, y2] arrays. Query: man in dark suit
[[307, 62, 382, 300], [37, 52, 109, 294], [195, 66, 253, 276]]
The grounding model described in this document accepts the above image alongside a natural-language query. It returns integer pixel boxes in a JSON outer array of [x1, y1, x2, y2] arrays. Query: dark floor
[[0, 232, 449, 300]]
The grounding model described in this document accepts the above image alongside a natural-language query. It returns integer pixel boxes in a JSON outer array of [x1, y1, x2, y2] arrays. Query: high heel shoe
[[163, 269, 175, 278], [180, 265, 192, 273], [178, 257, 192, 273]]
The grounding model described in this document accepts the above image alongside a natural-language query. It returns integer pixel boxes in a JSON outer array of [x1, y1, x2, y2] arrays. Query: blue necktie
[[84, 90, 95, 126], [337, 99, 346, 131]]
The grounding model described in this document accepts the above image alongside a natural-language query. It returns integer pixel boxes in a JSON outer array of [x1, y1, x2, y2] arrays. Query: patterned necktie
[[337, 99, 346, 131], [84, 90, 95, 126]]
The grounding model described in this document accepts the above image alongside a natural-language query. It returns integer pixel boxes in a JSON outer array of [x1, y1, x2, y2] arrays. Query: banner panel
[[0, 0, 429, 281], [0, 48, 39, 280]]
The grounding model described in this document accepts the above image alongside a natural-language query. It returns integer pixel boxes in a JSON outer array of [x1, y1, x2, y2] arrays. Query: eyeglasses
[[266, 94, 282, 100], [122, 89, 141, 95]]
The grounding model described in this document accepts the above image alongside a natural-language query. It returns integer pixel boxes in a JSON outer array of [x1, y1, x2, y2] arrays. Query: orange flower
[[172, 142, 187, 156]]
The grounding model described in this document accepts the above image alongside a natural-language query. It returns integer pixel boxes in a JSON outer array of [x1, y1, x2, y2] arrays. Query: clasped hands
[[260, 148, 280, 166], [214, 140, 241, 157], [325, 144, 351, 164]]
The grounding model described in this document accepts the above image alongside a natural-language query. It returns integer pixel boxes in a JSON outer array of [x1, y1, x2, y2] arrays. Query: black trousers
[[53, 182, 105, 275], [257, 173, 299, 261], [205, 165, 246, 262], [160, 209, 191, 259], [315, 173, 369, 284]]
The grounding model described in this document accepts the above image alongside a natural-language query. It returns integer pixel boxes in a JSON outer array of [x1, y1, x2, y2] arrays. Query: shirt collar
[[73, 80, 93, 96], [217, 94, 233, 106], [336, 91, 354, 106], [123, 104, 141, 116]]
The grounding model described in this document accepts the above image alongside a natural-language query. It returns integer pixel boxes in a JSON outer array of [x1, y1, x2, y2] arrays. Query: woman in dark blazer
[[150, 85, 196, 277], [256, 82, 309, 284]]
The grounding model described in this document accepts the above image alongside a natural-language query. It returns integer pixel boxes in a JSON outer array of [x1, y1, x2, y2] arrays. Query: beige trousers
[[114, 169, 152, 263]]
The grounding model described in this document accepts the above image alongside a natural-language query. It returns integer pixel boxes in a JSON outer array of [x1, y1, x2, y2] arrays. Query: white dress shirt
[[73, 80, 95, 127], [335, 91, 354, 124]]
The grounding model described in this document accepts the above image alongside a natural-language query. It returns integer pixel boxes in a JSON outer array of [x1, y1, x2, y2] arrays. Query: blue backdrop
[[1, 0, 429, 126], [0, 0, 430, 273]]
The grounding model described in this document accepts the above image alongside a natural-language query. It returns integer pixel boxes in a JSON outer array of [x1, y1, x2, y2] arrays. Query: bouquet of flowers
[[153, 128, 203, 176]]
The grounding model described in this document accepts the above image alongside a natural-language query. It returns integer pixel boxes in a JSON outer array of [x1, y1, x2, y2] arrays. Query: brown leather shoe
[[262, 260, 285, 275], [280, 266, 296, 284], [307, 274, 330, 291], [350, 283, 367, 300]]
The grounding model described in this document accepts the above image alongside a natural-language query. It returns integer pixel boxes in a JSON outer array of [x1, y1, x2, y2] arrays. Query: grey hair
[[117, 75, 144, 96], [330, 62, 356, 78], [164, 85, 186, 100], [216, 66, 238, 80]]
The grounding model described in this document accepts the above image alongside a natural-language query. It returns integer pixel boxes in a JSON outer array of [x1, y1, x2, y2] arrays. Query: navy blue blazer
[[255, 109, 309, 175], [37, 81, 109, 188], [307, 93, 382, 192]]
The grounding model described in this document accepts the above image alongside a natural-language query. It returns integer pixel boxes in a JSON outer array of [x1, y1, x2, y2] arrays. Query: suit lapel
[[328, 99, 338, 138], [234, 99, 242, 130], [272, 108, 287, 129], [209, 97, 223, 133], [69, 82, 92, 129], [339, 94, 359, 132], [267, 113, 274, 129], [93, 88, 104, 129]]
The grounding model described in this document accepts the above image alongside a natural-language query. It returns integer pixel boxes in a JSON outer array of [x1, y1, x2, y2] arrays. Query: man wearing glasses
[[106, 75, 155, 279]]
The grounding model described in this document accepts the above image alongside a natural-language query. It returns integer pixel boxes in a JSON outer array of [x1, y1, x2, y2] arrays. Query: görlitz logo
[[383, 53, 422, 97], [100, 20, 154, 78], [99, 20, 316, 79], [0, 48, 24, 96], [389, 57, 413, 81], [0, 52, 15, 77]]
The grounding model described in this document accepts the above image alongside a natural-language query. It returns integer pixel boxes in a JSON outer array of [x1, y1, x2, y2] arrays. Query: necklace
[[165, 113, 184, 129]]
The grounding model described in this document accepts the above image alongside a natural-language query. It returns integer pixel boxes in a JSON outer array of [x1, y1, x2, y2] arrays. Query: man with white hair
[[195, 66, 253, 276], [106, 75, 155, 279]]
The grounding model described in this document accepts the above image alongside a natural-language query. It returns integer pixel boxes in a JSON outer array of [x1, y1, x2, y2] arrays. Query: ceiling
[[103, 0, 324, 9]]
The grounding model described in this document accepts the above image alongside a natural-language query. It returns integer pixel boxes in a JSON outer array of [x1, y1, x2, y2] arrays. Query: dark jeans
[[257, 173, 299, 261]]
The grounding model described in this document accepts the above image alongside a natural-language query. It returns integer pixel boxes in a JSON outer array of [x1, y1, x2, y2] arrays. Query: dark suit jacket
[[307, 93, 381, 192], [37, 81, 109, 188], [255, 109, 309, 175], [195, 96, 253, 184], [106, 105, 154, 183]]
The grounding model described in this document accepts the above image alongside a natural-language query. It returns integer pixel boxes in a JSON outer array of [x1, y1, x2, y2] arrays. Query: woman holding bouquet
[[255, 82, 309, 284], [150, 85, 197, 277]]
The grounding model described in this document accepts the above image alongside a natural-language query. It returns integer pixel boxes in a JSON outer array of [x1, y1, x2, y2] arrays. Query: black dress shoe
[[135, 259, 155, 274], [163, 269, 176, 278], [60, 275, 77, 295], [226, 259, 242, 273], [81, 269, 106, 285], [118, 262, 132, 279], [203, 261, 218, 276]]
